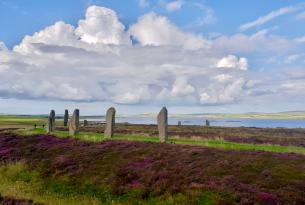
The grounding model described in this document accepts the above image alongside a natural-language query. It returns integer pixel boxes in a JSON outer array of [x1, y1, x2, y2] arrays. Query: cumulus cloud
[[129, 12, 210, 50], [75, 6, 130, 45], [1, 5, 303, 107], [200, 78, 246, 104], [0, 42, 7, 51], [213, 74, 233, 83], [14, 21, 78, 54], [171, 77, 195, 97], [216, 55, 248, 70]]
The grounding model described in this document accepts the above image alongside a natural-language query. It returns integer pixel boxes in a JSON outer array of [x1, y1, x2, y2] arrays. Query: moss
[[198, 191, 219, 205]]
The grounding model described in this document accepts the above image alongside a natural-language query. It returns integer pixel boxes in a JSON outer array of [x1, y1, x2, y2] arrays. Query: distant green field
[[0, 115, 47, 127], [16, 128, 305, 155]]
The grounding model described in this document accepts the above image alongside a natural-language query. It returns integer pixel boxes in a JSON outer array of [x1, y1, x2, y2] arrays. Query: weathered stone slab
[[157, 107, 168, 142], [104, 107, 115, 138], [46, 110, 55, 133], [69, 109, 79, 136], [64, 109, 69, 127], [178, 121, 182, 126]]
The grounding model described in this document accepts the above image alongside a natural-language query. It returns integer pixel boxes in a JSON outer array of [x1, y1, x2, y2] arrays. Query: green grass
[[15, 128, 305, 155], [0, 162, 103, 205], [0, 162, 197, 205], [0, 115, 47, 128]]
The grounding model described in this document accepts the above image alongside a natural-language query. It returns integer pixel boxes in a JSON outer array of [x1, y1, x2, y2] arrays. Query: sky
[[1, 0, 305, 115]]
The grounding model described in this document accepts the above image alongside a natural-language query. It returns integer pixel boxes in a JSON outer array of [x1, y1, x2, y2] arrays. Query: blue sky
[[1, 0, 305, 115], [2, 0, 305, 47]]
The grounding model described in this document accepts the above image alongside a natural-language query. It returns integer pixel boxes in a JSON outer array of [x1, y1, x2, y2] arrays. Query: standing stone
[[46, 110, 55, 133], [178, 121, 182, 126], [104, 107, 115, 138], [64, 109, 69, 127], [205, 120, 210, 127], [84, 120, 88, 127], [157, 107, 168, 142], [69, 109, 79, 136]]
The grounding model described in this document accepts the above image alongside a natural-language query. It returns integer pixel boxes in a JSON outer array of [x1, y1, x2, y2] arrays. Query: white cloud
[[138, 0, 149, 8], [128, 12, 210, 50], [216, 55, 248, 70], [113, 86, 151, 104], [187, 3, 217, 27], [165, 0, 183, 12], [14, 21, 78, 55], [0, 42, 7, 51], [75, 6, 130, 45], [1, 5, 304, 107], [200, 78, 246, 104], [171, 77, 195, 97], [239, 5, 302, 31], [295, 35, 305, 43], [213, 74, 233, 83], [212, 31, 294, 54]]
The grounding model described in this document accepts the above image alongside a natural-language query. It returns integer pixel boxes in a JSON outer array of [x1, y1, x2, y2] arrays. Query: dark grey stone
[[206, 120, 210, 127], [84, 120, 88, 127], [178, 121, 182, 126], [64, 109, 69, 127], [46, 110, 55, 133], [104, 107, 115, 138], [157, 107, 168, 142], [69, 109, 79, 136]]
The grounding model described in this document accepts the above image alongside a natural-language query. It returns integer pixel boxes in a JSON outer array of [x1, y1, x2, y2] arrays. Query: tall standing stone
[[64, 109, 69, 127], [157, 107, 168, 142], [205, 120, 210, 127], [46, 110, 55, 133], [104, 107, 115, 138], [69, 109, 79, 136]]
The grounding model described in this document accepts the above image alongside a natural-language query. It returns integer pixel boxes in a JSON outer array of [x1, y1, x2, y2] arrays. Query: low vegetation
[[1, 115, 305, 204], [14, 128, 305, 155], [1, 131, 305, 205]]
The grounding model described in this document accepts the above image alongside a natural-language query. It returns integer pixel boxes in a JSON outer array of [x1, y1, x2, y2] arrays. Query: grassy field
[[1, 116, 305, 204], [14, 128, 305, 155], [0, 115, 47, 128], [1, 131, 305, 205]]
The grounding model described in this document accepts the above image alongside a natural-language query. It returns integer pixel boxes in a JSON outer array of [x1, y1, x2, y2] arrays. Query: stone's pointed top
[[50, 110, 55, 116], [161, 106, 167, 112], [108, 107, 116, 112]]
